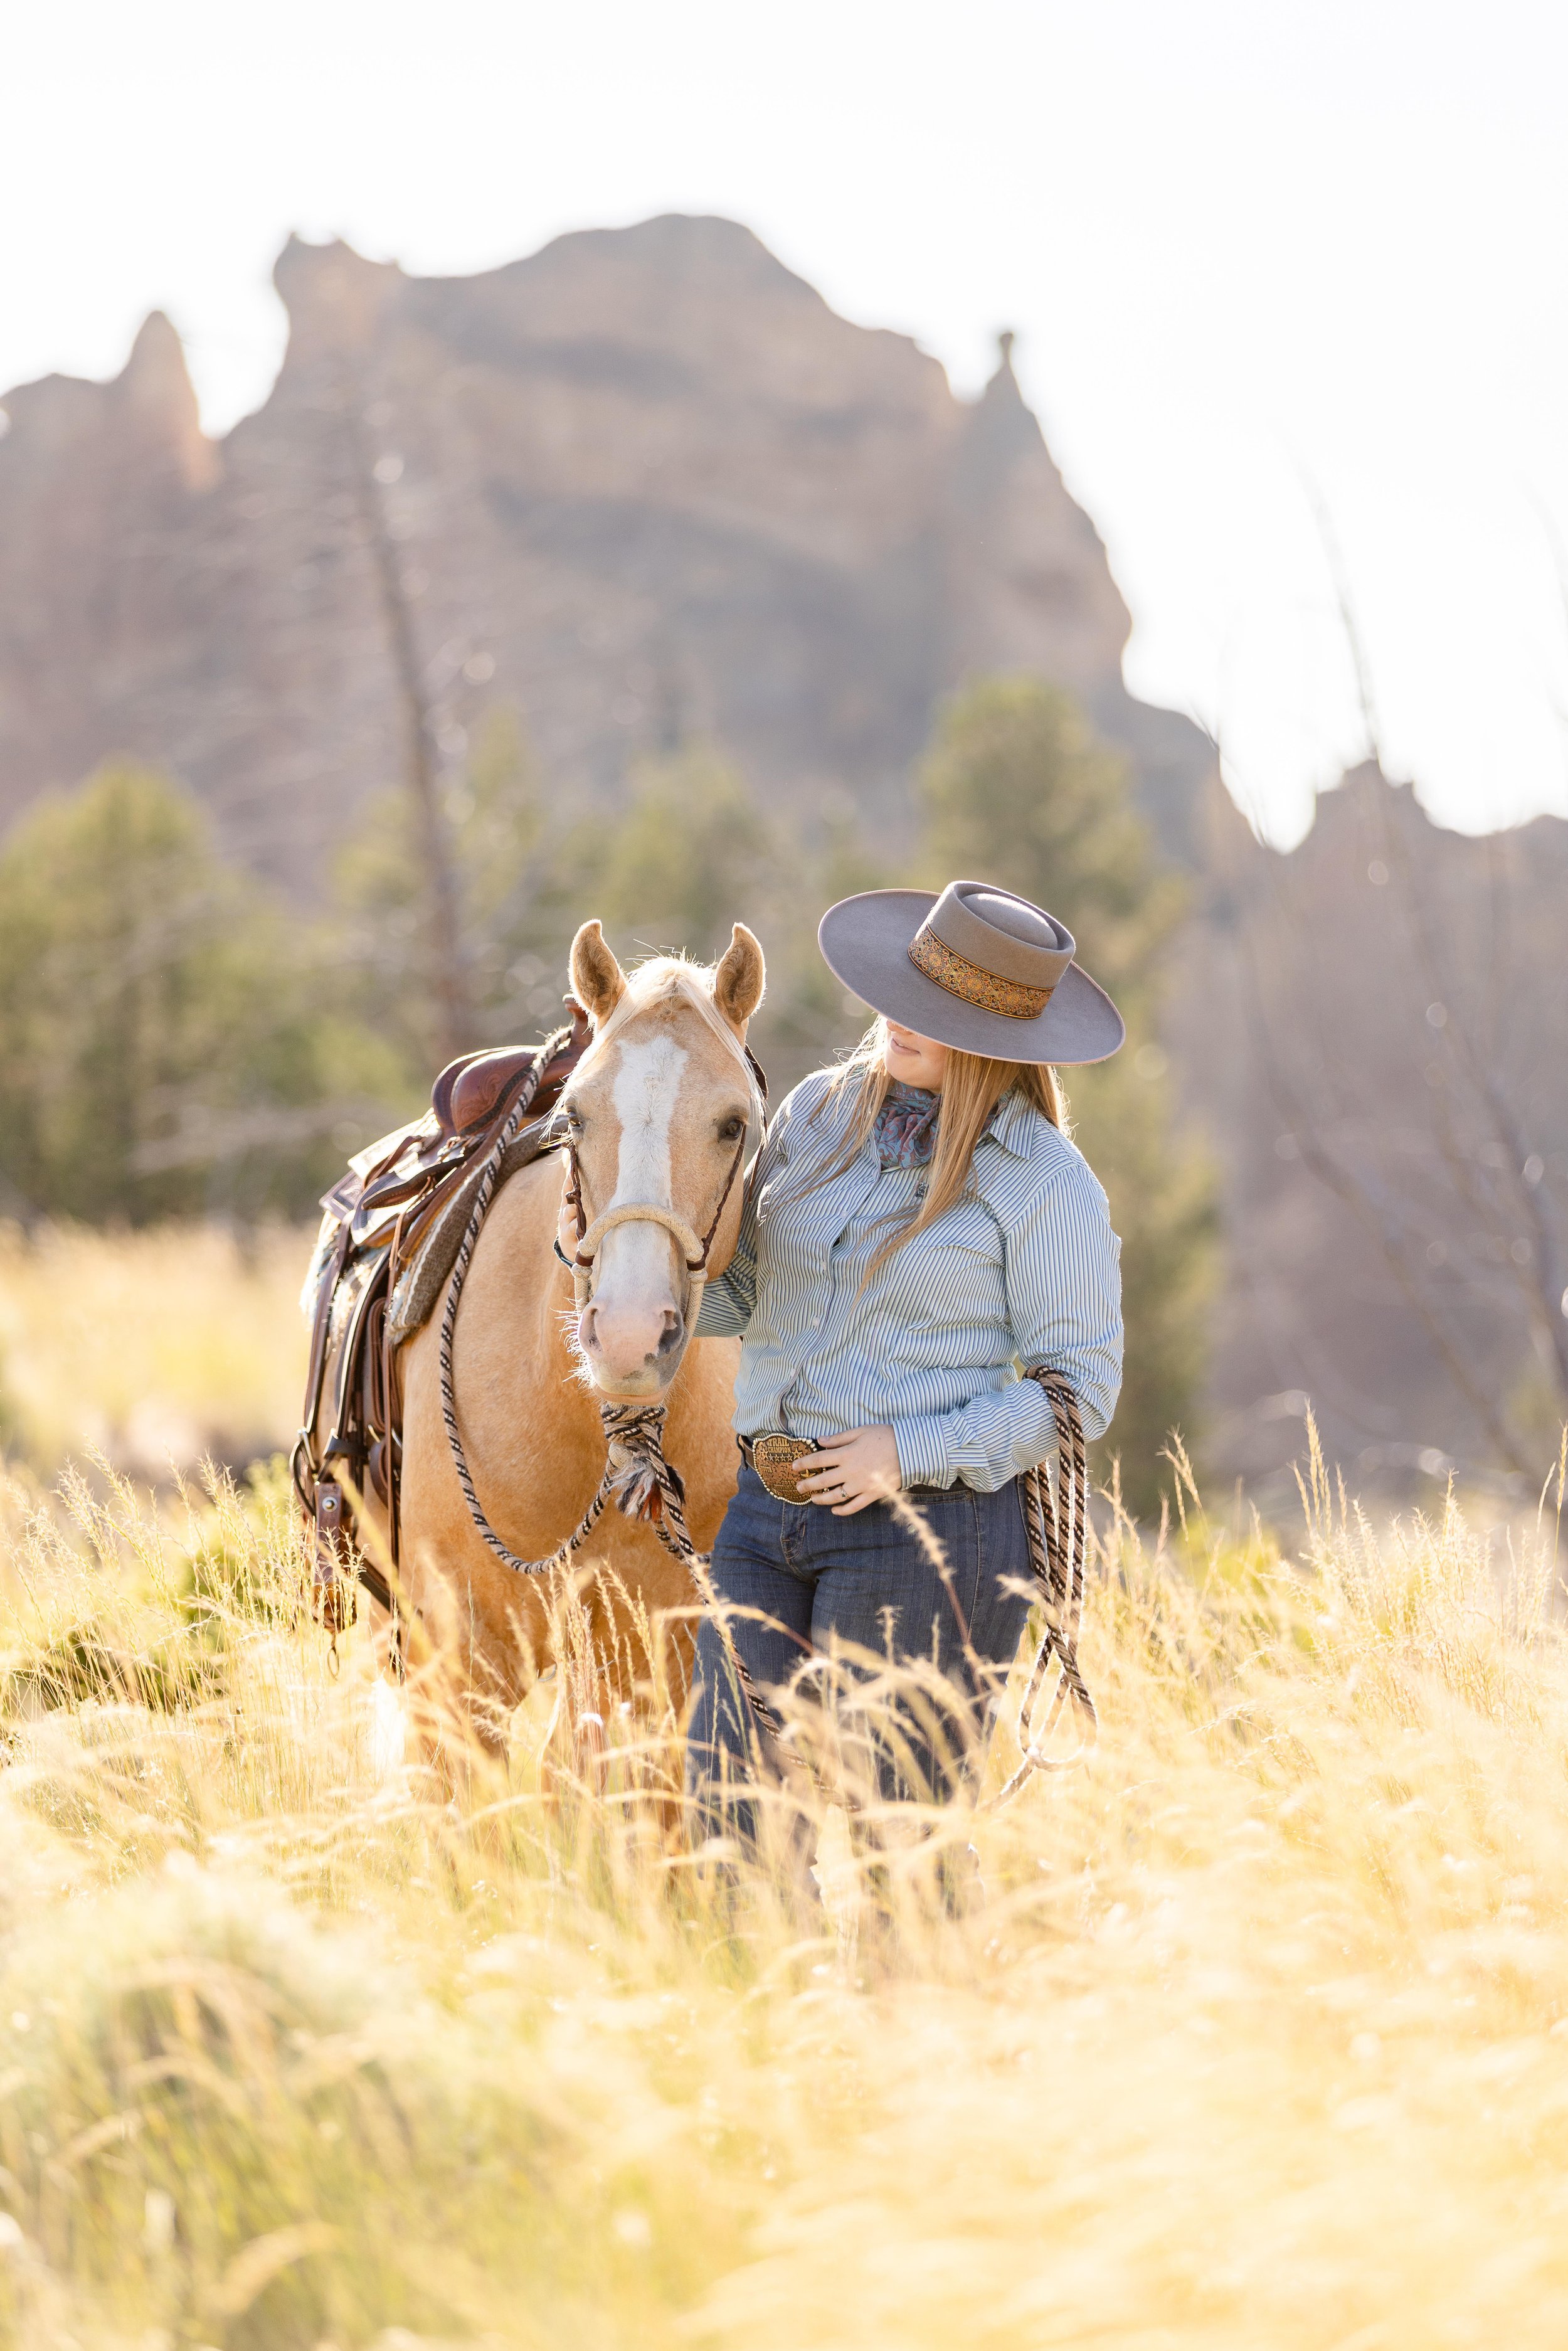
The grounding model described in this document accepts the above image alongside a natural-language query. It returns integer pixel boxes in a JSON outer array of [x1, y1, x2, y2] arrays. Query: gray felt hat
[[818, 880, 1125, 1066]]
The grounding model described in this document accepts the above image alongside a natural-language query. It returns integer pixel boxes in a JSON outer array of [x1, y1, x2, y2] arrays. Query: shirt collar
[[814, 1070, 1041, 1160], [985, 1086, 1043, 1159]]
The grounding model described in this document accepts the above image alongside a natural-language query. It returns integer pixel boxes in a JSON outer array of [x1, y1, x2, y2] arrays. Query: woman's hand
[[795, 1425, 903, 1515]]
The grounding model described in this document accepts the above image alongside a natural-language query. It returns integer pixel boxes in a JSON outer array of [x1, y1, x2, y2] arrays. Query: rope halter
[[566, 1143, 747, 1315]]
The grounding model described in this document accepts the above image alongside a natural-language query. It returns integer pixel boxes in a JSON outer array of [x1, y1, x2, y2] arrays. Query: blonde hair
[[804, 1019, 1068, 1280]]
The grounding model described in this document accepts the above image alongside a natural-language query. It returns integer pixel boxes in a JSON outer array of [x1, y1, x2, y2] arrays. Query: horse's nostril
[[656, 1310, 684, 1358]]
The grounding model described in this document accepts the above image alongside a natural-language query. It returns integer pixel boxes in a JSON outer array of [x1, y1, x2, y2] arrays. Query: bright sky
[[4, 0, 1565, 844]]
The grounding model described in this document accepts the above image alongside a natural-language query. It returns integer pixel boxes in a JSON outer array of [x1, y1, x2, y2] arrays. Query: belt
[[738, 1432, 954, 1507]]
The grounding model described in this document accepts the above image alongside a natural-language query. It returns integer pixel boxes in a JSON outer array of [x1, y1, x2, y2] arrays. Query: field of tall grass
[[0, 1223, 305, 1481], [2, 1226, 1568, 2348]]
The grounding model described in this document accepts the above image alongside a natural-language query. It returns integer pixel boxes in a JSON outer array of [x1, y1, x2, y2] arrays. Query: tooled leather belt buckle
[[749, 1433, 821, 1504]]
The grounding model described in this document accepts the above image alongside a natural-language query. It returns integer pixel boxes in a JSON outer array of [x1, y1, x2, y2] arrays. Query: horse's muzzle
[[578, 1295, 686, 1394]]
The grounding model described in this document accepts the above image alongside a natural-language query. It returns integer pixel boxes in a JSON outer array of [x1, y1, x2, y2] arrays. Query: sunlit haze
[[4, 0, 1565, 843]]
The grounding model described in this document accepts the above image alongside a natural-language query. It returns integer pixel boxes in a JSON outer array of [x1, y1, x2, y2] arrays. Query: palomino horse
[[389, 917, 766, 1758]]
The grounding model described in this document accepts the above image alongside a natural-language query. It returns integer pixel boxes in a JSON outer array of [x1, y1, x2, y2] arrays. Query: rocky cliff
[[4, 213, 1558, 1499], [1170, 764, 1568, 1501], [0, 215, 1210, 884]]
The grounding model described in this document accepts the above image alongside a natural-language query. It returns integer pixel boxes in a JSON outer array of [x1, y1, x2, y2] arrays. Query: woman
[[689, 878, 1125, 1826]]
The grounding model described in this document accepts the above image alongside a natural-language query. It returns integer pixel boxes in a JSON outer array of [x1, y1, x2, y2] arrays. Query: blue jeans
[[688, 1463, 1034, 1833]]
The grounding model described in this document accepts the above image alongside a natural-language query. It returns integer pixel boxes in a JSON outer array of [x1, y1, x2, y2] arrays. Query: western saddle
[[292, 1006, 591, 1635]]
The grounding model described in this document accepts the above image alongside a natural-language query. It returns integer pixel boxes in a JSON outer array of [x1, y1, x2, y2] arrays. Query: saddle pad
[[385, 1108, 564, 1346]]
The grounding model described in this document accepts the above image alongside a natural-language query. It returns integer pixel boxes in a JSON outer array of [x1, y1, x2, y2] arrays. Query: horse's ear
[[570, 920, 626, 1024], [713, 923, 765, 1031]]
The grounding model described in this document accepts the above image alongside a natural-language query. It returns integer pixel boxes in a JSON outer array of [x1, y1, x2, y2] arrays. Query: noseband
[[561, 1103, 753, 1314]]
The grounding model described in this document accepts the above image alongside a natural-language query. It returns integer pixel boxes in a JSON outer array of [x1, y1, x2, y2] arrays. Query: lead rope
[[435, 1069, 788, 1752], [602, 1421, 792, 1756], [443, 1243, 785, 1742], [435, 1056, 751, 1595]]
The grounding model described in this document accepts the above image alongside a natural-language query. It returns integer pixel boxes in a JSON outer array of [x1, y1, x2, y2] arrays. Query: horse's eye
[[718, 1114, 745, 1144]]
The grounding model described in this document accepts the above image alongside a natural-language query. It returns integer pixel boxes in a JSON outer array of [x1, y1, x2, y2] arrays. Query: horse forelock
[[569, 957, 764, 1134]]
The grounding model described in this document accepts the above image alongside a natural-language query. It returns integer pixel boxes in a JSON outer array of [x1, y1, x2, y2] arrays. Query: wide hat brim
[[818, 889, 1125, 1066]]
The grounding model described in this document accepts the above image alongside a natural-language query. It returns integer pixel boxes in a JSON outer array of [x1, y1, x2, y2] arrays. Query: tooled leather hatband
[[908, 925, 1056, 1019]]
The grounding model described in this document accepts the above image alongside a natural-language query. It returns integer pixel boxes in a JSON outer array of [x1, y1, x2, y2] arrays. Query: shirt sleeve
[[891, 1156, 1124, 1492], [692, 1091, 790, 1339]]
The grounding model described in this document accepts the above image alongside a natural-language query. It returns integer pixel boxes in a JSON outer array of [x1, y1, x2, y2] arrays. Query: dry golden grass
[[0, 1221, 310, 1479], [1, 1232, 1567, 2348]]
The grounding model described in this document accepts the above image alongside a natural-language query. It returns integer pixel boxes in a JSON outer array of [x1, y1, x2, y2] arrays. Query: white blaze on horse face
[[580, 1032, 690, 1392]]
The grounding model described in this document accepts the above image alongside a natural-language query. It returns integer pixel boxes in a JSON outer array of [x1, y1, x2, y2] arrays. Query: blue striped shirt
[[694, 1069, 1123, 1492]]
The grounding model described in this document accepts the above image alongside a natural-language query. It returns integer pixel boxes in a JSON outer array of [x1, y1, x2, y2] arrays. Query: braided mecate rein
[[438, 1064, 1090, 1793], [437, 1043, 677, 1582], [983, 1366, 1098, 1804], [435, 1040, 786, 1743]]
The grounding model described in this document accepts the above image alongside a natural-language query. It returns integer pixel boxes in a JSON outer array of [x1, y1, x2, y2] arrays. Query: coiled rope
[[985, 1366, 1098, 1803]]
